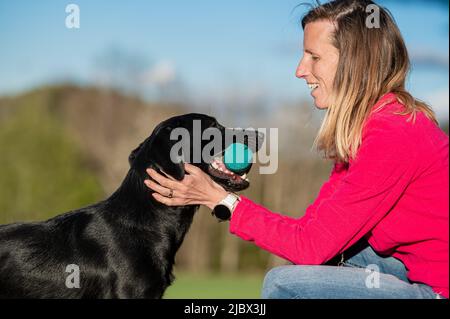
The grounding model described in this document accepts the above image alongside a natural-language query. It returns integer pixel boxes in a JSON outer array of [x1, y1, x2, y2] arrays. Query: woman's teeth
[[308, 83, 319, 90]]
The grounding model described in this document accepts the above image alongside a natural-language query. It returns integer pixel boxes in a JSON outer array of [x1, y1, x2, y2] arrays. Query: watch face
[[213, 204, 231, 220]]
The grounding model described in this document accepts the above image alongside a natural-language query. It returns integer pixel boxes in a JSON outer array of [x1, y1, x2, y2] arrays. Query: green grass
[[164, 272, 265, 299]]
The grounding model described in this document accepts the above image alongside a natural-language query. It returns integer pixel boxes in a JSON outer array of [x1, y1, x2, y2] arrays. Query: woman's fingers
[[144, 179, 171, 197], [160, 169, 178, 181], [152, 192, 189, 206], [146, 168, 179, 189], [144, 165, 216, 207], [184, 163, 201, 175], [151, 192, 175, 206]]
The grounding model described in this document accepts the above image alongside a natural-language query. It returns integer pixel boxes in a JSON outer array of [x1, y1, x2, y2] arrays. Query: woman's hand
[[144, 163, 229, 210]]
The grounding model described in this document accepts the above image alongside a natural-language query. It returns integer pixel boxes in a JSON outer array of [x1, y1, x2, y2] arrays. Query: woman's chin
[[313, 98, 328, 110], [311, 91, 328, 109]]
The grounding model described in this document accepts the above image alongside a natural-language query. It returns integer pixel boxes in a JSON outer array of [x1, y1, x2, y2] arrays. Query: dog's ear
[[148, 126, 185, 181], [128, 141, 144, 166]]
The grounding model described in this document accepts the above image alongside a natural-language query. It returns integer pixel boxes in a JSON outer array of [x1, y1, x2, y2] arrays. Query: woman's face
[[296, 20, 340, 109]]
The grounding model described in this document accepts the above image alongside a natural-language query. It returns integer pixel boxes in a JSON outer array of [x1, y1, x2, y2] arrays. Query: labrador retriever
[[0, 113, 263, 298]]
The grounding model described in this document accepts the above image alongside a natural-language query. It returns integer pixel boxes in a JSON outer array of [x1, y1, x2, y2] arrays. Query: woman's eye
[[312, 56, 319, 61]]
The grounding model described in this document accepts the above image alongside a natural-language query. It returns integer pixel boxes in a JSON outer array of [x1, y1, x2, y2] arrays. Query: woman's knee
[[261, 265, 322, 299], [261, 266, 292, 299]]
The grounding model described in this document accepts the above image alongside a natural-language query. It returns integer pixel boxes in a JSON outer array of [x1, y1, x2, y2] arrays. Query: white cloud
[[141, 60, 176, 86]]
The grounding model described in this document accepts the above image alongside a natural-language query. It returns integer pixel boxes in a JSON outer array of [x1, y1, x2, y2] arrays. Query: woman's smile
[[309, 83, 319, 96], [296, 20, 339, 110]]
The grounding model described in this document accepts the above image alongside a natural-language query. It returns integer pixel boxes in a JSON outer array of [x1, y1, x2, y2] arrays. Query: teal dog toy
[[223, 143, 253, 174]]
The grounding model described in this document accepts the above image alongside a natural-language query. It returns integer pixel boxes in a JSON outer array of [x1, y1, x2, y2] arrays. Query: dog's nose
[[250, 130, 265, 153], [224, 128, 264, 153], [256, 131, 265, 149]]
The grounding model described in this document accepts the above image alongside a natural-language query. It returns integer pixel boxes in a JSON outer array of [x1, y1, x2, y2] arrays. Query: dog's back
[[0, 196, 197, 299], [0, 205, 109, 298]]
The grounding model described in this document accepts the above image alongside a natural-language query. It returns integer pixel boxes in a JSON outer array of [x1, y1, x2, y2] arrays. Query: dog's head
[[128, 113, 264, 192]]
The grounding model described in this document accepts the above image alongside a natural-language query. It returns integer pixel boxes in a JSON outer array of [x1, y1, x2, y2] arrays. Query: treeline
[[0, 85, 447, 275]]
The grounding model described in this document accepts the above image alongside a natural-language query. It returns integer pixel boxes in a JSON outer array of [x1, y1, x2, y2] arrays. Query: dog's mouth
[[207, 154, 250, 190]]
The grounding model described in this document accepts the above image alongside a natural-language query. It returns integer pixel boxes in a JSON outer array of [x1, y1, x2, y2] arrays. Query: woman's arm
[[144, 113, 417, 266], [229, 115, 417, 265]]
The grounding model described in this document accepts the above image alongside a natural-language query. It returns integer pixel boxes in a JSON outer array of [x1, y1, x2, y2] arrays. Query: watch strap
[[219, 193, 240, 210]]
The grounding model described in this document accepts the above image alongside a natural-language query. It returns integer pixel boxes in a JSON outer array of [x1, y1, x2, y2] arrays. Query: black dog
[[0, 113, 263, 298]]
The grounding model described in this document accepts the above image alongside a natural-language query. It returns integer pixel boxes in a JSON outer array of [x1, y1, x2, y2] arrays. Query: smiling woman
[[297, 0, 439, 163], [145, 0, 448, 300], [296, 20, 339, 110]]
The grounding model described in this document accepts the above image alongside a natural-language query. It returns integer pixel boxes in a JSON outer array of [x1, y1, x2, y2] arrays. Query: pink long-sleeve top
[[229, 92, 449, 298]]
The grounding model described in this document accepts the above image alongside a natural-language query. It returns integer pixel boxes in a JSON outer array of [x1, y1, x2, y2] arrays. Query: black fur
[[0, 113, 262, 299]]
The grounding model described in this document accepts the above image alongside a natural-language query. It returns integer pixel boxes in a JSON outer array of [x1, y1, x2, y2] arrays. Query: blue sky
[[0, 0, 448, 120]]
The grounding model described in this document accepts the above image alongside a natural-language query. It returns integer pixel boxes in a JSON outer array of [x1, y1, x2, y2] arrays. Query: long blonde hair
[[301, 0, 438, 163]]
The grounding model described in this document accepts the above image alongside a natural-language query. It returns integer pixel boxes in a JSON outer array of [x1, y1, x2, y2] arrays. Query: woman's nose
[[295, 58, 308, 79]]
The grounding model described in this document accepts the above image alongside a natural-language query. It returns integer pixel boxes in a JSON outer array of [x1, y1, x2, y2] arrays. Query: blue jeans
[[262, 241, 444, 299]]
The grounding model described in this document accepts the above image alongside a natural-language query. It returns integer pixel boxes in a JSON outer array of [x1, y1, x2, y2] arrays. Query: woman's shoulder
[[363, 93, 448, 159], [366, 93, 440, 136]]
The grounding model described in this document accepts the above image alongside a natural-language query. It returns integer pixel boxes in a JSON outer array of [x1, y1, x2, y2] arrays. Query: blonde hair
[[301, 0, 438, 163]]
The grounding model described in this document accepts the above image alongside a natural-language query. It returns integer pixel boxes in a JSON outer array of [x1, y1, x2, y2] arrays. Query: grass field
[[164, 272, 265, 299]]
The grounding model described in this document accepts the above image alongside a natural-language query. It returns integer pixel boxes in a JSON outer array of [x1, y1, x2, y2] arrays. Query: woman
[[144, 0, 449, 299]]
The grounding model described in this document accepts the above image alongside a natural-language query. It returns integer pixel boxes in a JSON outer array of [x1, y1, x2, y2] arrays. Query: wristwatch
[[212, 193, 240, 222]]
